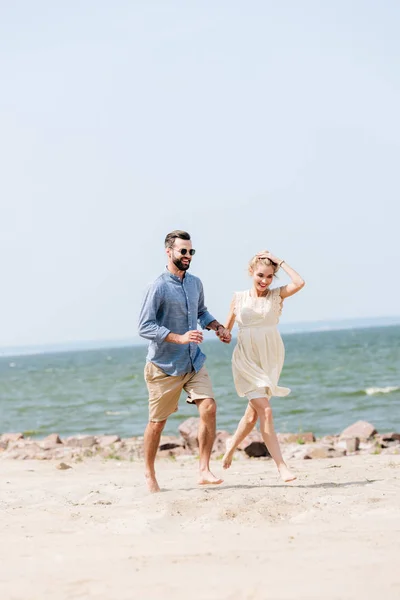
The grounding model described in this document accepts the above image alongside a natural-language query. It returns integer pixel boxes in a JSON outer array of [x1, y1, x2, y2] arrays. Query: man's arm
[[205, 320, 231, 343], [197, 282, 231, 343], [138, 284, 203, 345], [138, 284, 170, 343]]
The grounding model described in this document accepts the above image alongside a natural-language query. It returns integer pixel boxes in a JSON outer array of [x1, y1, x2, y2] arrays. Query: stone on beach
[[1, 419, 395, 462], [303, 445, 346, 459], [237, 430, 264, 451], [5, 441, 50, 460], [158, 435, 186, 457], [340, 420, 377, 442], [345, 437, 360, 453], [178, 417, 200, 451], [158, 446, 188, 459], [244, 441, 270, 458], [159, 442, 182, 451], [380, 432, 400, 443], [40, 433, 62, 450], [235, 430, 271, 458], [212, 430, 231, 454], [0, 433, 24, 444], [64, 435, 97, 448], [176, 419, 232, 455], [97, 435, 121, 447], [158, 435, 185, 451]]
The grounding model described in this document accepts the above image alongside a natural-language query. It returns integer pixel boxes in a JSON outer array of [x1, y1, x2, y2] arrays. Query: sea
[[0, 325, 399, 439]]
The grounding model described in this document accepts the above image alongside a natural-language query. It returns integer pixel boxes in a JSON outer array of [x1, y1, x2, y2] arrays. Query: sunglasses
[[174, 248, 196, 256]]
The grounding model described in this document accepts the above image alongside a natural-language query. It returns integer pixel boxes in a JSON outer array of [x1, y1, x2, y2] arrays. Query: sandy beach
[[1, 454, 399, 600]]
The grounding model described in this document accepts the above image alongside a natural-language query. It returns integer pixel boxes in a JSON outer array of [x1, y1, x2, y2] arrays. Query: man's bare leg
[[250, 397, 296, 482], [196, 398, 223, 485], [222, 403, 258, 469], [144, 419, 166, 493]]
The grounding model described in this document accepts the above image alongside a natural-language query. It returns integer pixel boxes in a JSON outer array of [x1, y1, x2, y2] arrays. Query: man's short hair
[[164, 230, 191, 248]]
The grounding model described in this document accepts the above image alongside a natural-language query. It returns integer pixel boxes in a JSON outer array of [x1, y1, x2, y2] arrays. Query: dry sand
[[1, 454, 399, 600]]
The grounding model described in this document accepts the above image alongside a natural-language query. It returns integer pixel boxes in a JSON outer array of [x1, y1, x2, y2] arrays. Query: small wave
[[365, 386, 399, 396], [105, 410, 128, 416], [344, 386, 400, 397]]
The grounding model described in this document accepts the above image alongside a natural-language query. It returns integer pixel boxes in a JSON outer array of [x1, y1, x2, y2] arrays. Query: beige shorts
[[144, 362, 215, 422]]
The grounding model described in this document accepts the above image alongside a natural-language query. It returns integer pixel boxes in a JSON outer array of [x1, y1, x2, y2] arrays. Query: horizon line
[[1, 314, 400, 359]]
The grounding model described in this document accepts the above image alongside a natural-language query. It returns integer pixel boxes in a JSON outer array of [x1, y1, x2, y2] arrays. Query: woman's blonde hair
[[248, 255, 279, 277]]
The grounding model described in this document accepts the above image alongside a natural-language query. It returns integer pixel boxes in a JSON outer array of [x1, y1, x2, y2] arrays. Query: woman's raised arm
[[256, 251, 305, 299]]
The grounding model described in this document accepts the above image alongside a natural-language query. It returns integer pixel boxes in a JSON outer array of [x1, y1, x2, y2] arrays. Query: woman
[[222, 250, 305, 482]]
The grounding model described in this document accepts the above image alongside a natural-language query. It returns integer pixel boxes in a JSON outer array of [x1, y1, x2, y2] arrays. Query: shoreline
[[1, 419, 399, 463]]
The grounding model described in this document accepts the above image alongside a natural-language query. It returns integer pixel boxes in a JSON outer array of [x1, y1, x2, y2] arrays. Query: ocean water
[[0, 325, 399, 439]]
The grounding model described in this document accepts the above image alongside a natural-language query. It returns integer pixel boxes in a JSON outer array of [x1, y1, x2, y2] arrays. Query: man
[[138, 230, 231, 493]]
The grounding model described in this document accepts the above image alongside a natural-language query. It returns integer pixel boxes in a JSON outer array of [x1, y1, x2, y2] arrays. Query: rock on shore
[[0, 419, 398, 462]]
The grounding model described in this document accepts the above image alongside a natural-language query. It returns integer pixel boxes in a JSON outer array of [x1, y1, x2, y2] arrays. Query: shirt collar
[[164, 266, 189, 283]]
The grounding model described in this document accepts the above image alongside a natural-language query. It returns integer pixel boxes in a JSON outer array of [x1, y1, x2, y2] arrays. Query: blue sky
[[1, 1, 399, 347]]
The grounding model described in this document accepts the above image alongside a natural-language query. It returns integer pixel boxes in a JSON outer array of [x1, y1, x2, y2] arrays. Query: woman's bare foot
[[222, 438, 235, 469], [278, 464, 297, 483], [145, 473, 161, 493], [198, 469, 223, 485]]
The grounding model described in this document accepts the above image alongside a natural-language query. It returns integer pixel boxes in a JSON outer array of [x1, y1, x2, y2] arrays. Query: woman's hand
[[257, 251, 305, 299], [256, 250, 282, 265], [216, 326, 232, 344]]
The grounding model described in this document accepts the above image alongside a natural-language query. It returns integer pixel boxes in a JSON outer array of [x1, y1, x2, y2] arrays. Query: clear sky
[[1, 1, 399, 348]]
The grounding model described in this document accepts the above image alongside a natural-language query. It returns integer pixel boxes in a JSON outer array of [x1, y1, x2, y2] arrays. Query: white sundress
[[232, 288, 291, 399]]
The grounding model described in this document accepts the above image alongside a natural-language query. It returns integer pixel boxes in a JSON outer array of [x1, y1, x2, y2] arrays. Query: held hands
[[216, 326, 232, 344], [178, 327, 231, 345]]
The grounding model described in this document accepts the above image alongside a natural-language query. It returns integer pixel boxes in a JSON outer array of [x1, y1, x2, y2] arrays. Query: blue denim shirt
[[138, 269, 216, 376]]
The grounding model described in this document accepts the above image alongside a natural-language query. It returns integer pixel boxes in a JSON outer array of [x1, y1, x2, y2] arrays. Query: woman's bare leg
[[222, 403, 258, 469], [250, 397, 296, 482]]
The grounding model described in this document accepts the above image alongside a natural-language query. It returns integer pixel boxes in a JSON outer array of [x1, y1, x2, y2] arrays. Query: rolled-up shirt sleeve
[[197, 281, 216, 329], [138, 284, 170, 343]]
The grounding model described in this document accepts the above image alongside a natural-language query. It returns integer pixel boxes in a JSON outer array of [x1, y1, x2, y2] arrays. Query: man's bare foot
[[222, 438, 235, 469], [198, 470, 223, 485], [145, 473, 161, 493], [278, 464, 297, 483]]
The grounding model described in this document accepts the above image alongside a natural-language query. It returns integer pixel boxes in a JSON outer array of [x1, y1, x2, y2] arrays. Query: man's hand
[[216, 327, 231, 344], [179, 330, 204, 344]]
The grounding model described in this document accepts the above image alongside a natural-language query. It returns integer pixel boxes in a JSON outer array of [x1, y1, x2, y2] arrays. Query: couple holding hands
[[138, 230, 305, 493]]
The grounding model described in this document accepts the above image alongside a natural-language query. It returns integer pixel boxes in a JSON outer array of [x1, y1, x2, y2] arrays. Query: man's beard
[[173, 256, 190, 271]]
